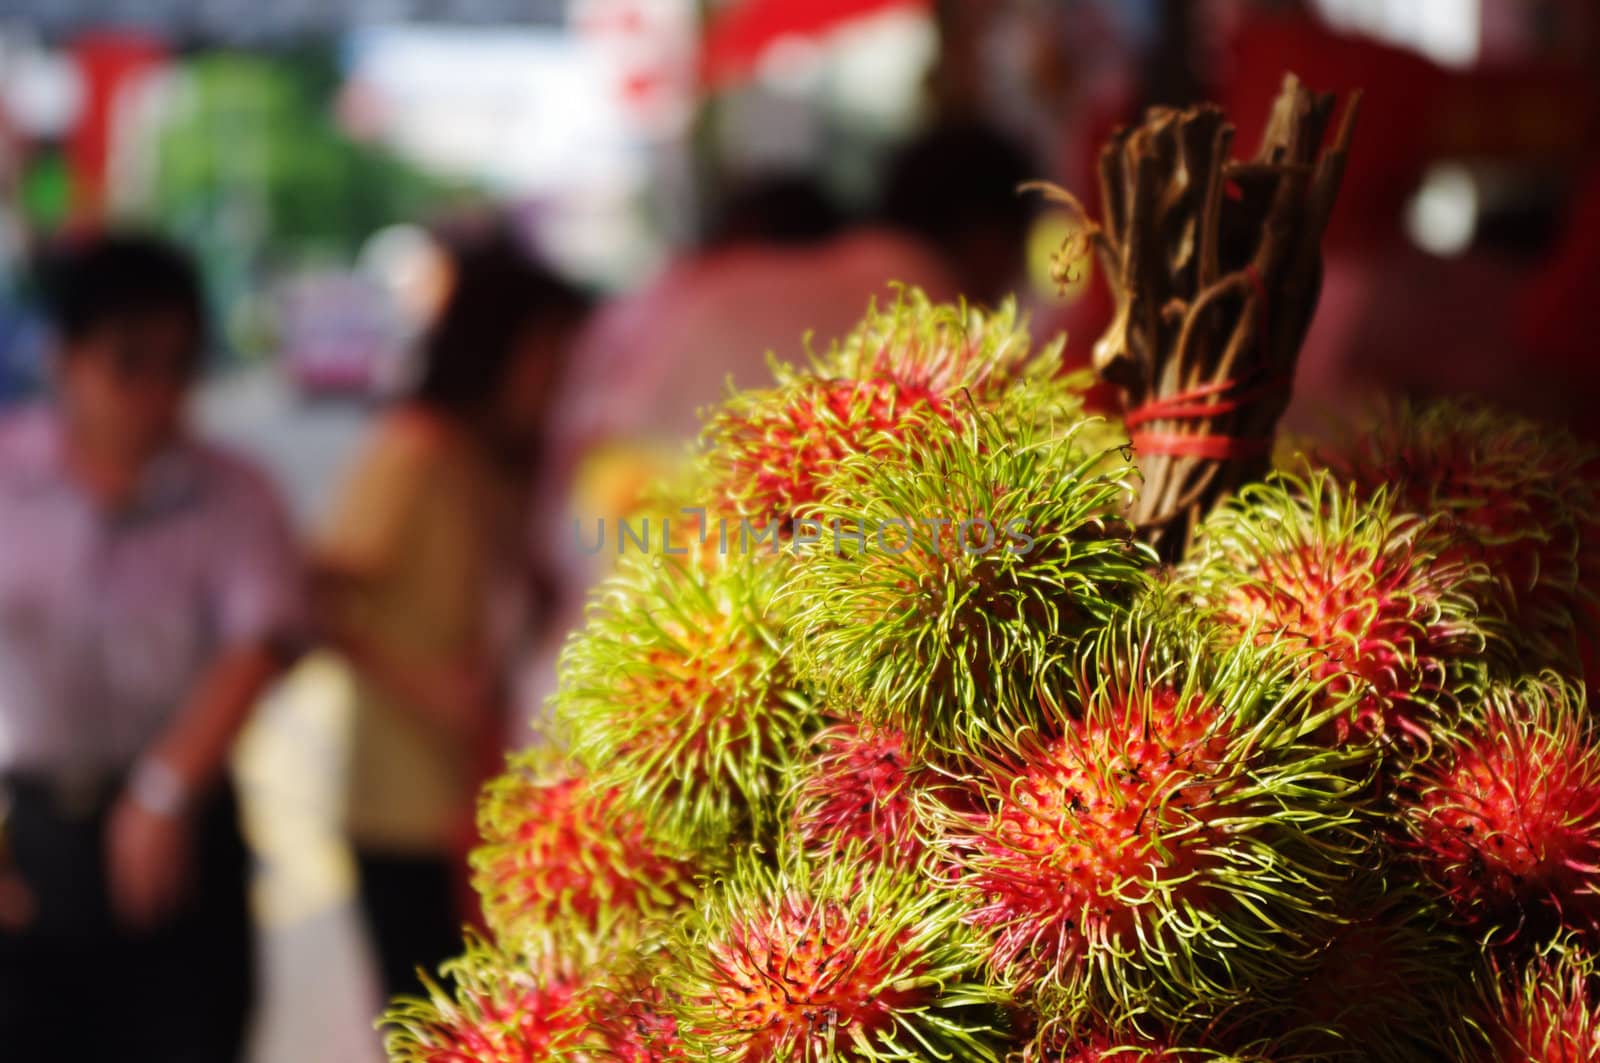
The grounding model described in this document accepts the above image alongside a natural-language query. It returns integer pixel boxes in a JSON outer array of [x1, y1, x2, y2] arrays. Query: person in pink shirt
[[0, 233, 305, 1062]]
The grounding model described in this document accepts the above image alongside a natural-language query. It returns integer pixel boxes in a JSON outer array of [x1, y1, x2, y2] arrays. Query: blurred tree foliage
[[136, 46, 468, 357]]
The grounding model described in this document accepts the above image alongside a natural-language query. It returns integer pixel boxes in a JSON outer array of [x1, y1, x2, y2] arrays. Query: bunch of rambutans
[[382, 287, 1600, 1063]]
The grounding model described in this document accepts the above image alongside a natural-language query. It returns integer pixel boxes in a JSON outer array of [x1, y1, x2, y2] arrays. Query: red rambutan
[[382, 937, 586, 1063], [1403, 674, 1600, 942], [928, 615, 1371, 1019], [1182, 472, 1499, 750], [666, 850, 1007, 1062], [1036, 1031, 1182, 1062], [1022, 1015, 1274, 1063], [1311, 397, 1600, 672], [1477, 937, 1600, 1063], [584, 972, 688, 1062], [469, 753, 696, 950], [703, 290, 1068, 527], [788, 720, 932, 869], [1263, 872, 1475, 1063]]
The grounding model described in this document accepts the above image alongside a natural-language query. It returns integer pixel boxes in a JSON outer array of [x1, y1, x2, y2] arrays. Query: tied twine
[[1124, 264, 1286, 460]]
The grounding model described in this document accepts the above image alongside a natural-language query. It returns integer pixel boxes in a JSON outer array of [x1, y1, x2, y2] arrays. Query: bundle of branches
[[1071, 74, 1361, 559]]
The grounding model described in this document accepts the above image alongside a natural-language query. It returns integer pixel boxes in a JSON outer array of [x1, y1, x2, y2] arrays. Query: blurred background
[[0, 1, 1596, 1060]]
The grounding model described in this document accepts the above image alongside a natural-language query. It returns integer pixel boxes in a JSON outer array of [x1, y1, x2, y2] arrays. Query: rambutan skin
[[785, 404, 1152, 754], [1019, 1009, 1278, 1063], [702, 290, 1067, 527], [1473, 936, 1600, 1063], [788, 720, 933, 870], [583, 973, 689, 1062], [1309, 397, 1600, 672], [469, 753, 697, 950], [927, 614, 1373, 1021], [1260, 871, 1477, 1063], [554, 549, 816, 848], [381, 937, 586, 1063], [1181, 472, 1500, 750], [665, 849, 1009, 1063], [1402, 674, 1600, 942]]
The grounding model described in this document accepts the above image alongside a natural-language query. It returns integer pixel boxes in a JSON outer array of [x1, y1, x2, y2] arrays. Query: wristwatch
[[127, 757, 189, 819]]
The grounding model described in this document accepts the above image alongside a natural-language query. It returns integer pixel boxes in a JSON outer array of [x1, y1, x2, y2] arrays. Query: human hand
[[0, 869, 34, 932], [105, 796, 192, 931]]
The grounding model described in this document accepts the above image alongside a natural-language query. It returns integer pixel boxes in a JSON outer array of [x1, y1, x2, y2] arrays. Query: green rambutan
[[1401, 674, 1600, 942], [927, 614, 1371, 1020], [382, 936, 586, 1063], [554, 550, 815, 847], [702, 289, 1073, 528], [1474, 936, 1600, 1062], [665, 848, 1008, 1062], [1310, 397, 1600, 670], [788, 719, 933, 870], [469, 752, 697, 950], [784, 405, 1152, 753], [1181, 472, 1499, 749]]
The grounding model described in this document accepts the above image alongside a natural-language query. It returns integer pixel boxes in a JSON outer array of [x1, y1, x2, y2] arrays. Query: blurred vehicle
[[275, 270, 408, 397]]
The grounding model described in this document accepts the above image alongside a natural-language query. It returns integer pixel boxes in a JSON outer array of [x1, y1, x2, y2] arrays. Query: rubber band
[[1127, 430, 1273, 460], [1124, 264, 1281, 460]]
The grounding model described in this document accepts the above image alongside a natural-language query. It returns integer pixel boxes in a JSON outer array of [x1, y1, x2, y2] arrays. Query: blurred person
[[314, 232, 588, 1003], [567, 171, 957, 455], [0, 232, 305, 1061], [880, 120, 1039, 306]]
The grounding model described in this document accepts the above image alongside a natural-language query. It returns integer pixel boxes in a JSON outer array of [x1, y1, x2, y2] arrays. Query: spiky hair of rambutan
[[702, 289, 1076, 528], [1020, 1007, 1279, 1063], [583, 967, 688, 1062], [1023, 1032, 1267, 1063], [382, 935, 586, 1063], [927, 612, 1372, 1022], [469, 751, 697, 951], [784, 404, 1152, 754], [1309, 397, 1600, 671], [788, 719, 933, 870], [1475, 936, 1600, 1063], [613, 460, 754, 575], [1264, 871, 1475, 1063], [554, 550, 815, 848], [1401, 674, 1600, 943], [664, 847, 1009, 1062], [1181, 471, 1500, 750]]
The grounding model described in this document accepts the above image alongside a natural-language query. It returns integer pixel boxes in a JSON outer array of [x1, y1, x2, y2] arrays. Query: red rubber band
[[1128, 430, 1272, 460], [1125, 264, 1281, 460]]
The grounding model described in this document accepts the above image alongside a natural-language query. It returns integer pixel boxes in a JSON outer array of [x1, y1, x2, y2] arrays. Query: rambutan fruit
[[1310, 397, 1600, 671], [469, 752, 697, 950], [1021, 1007, 1277, 1063], [1025, 1032, 1266, 1063], [1474, 936, 1600, 1062], [583, 967, 688, 1062], [665, 848, 1009, 1062], [382, 936, 587, 1063], [788, 719, 932, 870], [1264, 872, 1476, 1063], [927, 613, 1372, 1021], [784, 405, 1152, 753], [1181, 472, 1499, 750], [1401, 674, 1600, 942], [702, 289, 1076, 529], [555, 549, 815, 847]]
